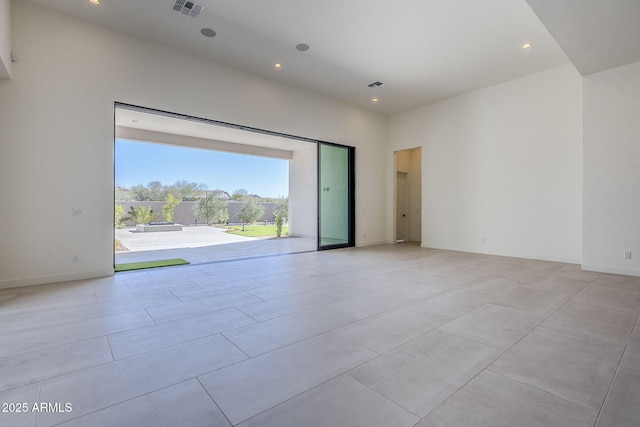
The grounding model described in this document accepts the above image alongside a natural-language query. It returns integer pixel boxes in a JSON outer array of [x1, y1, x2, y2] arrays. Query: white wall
[[388, 65, 583, 263], [289, 144, 317, 239], [583, 61, 640, 276], [0, 2, 387, 288], [0, 0, 10, 79]]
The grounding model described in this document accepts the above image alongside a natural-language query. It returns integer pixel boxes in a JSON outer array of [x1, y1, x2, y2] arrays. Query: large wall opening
[[114, 104, 319, 267]]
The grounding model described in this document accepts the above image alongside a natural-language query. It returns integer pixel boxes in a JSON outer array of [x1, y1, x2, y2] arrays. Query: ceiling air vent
[[172, 0, 204, 18], [367, 81, 385, 88]]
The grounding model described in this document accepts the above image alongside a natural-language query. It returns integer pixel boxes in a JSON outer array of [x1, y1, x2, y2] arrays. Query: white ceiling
[[115, 107, 312, 153], [22, 0, 640, 152], [525, 0, 640, 76], [23, 0, 574, 114]]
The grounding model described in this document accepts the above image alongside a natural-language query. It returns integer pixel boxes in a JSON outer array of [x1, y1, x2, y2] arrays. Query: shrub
[[114, 204, 126, 228], [273, 197, 289, 237], [161, 193, 181, 223], [128, 206, 155, 224]]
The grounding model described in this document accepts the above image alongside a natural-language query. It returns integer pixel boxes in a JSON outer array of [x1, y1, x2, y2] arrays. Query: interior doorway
[[396, 172, 409, 242], [394, 148, 422, 244]]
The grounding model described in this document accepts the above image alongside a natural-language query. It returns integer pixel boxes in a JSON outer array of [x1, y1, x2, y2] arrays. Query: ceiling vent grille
[[367, 81, 385, 88], [172, 0, 204, 18]]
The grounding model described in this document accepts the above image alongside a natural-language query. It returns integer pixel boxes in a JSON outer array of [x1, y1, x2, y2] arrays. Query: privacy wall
[[0, 2, 387, 288], [388, 65, 583, 263]]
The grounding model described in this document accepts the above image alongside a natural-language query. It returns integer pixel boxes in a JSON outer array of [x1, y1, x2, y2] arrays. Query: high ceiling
[[22, 0, 575, 114], [525, 0, 640, 76], [19, 0, 640, 115]]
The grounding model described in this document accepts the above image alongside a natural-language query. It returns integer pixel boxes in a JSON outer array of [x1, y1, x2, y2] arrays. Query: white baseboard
[[356, 240, 388, 248], [0, 269, 115, 290], [420, 242, 582, 265], [581, 264, 640, 278]]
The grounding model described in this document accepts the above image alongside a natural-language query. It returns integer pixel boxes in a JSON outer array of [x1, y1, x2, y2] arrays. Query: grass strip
[[226, 225, 288, 237], [115, 258, 189, 272]]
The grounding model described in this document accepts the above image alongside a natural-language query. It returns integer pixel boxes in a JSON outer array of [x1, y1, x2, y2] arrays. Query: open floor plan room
[[1, 245, 639, 426]]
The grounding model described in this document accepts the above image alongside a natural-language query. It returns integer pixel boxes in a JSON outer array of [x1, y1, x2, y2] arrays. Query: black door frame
[[317, 141, 356, 250]]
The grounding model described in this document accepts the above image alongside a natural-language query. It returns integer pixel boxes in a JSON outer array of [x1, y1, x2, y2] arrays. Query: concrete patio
[[115, 226, 316, 265]]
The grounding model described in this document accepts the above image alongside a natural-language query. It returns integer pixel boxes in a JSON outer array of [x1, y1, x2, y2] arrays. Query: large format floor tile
[[335, 302, 451, 353], [540, 300, 637, 346], [108, 307, 255, 359], [596, 365, 640, 427], [239, 375, 419, 427], [50, 292, 180, 325], [349, 329, 500, 417], [622, 325, 640, 370], [439, 304, 544, 350], [199, 333, 376, 425], [145, 290, 262, 323], [0, 310, 154, 358], [35, 335, 246, 426], [404, 289, 496, 319], [458, 274, 522, 297], [420, 370, 597, 427], [236, 289, 342, 321], [0, 383, 41, 427], [222, 306, 355, 356], [489, 327, 622, 410], [492, 286, 571, 314], [571, 283, 640, 313], [56, 379, 230, 427], [0, 311, 52, 335], [0, 337, 113, 390], [1, 245, 639, 427]]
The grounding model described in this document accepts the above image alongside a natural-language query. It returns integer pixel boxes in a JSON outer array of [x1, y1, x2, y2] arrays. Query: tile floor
[[1, 244, 639, 426]]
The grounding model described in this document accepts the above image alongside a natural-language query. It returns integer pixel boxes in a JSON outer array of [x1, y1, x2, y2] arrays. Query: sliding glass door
[[318, 142, 355, 249]]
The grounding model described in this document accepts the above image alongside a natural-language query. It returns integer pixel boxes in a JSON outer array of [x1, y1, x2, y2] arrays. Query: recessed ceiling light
[[296, 43, 310, 52], [371, 98, 379, 103], [521, 42, 533, 49], [274, 63, 282, 69], [88, 0, 100, 5], [200, 28, 216, 38]]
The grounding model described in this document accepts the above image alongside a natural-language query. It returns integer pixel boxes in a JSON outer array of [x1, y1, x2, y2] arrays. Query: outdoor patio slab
[[115, 226, 316, 265]]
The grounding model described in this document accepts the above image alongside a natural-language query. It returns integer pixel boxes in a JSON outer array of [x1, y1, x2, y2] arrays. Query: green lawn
[[226, 225, 288, 238], [115, 258, 189, 272]]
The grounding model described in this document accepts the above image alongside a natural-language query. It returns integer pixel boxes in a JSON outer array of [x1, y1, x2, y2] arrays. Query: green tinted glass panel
[[318, 143, 352, 248]]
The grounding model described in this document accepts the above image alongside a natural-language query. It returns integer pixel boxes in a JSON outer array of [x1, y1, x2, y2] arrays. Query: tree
[[194, 193, 229, 225], [126, 180, 207, 201], [115, 187, 134, 202], [128, 206, 155, 224], [231, 188, 249, 201], [273, 197, 289, 237], [146, 181, 165, 201], [161, 193, 181, 223], [168, 180, 208, 200], [130, 184, 150, 201], [237, 197, 265, 231]]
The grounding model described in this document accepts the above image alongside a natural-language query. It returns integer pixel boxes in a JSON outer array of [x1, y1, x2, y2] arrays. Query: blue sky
[[115, 139, 289, 198]]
